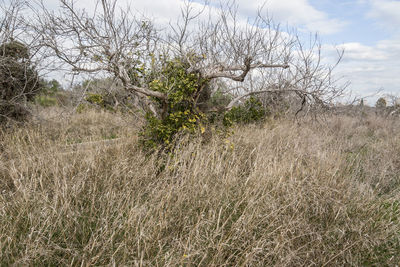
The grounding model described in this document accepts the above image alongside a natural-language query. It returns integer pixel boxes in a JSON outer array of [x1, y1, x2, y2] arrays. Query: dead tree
[[31, 0, 346, 117]]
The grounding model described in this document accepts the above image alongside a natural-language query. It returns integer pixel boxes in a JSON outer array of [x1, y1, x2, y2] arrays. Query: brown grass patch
[[1, 111, 400, 265]]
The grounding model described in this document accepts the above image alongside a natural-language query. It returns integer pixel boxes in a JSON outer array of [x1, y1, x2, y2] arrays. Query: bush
[[85, 93, 105, 107], [376, 97, 387, 109], [0, 41, 41, 124], [35, 95, 57, 107], [139, 61, 270, 150], [139, 58, 207, 150], [34, 79, 64, 107], [79, 78, 134, 109], [223, 96, 269, 127]]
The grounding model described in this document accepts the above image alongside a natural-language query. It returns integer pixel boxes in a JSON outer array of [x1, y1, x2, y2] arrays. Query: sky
[[37, 0, 400, 104]]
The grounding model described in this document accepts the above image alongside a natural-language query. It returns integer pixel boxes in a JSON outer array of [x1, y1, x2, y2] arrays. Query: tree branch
[[226, 88, 306, 110]]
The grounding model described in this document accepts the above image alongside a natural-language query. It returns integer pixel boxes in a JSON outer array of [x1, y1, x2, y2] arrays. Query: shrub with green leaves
[[223, 96, 269, 127], [139, 58, 208, 150], [42, 79, 62, 95], [85, 93, 105, 107], [34, 79, 64, 107], [139, 59, 271, 150], [0, 41, 42, 124], [35, 95, 57, 107], [376, 97, 387, 109]]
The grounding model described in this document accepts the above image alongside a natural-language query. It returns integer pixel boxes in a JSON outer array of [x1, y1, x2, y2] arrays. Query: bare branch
[[226, 87, 304, 110], [27, 0, 346, 118]]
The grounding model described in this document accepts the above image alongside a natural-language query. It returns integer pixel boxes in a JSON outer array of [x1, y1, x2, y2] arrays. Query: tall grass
[[1, 109, 400, 266]]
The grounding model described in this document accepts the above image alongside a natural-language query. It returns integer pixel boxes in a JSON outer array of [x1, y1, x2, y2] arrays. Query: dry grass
[[1, 109, 400, 266]]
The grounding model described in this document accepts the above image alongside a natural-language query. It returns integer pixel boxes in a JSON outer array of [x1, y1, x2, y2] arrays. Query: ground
[[1, 107, 400, 266]]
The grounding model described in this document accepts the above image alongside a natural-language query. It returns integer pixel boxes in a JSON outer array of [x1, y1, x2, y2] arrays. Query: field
[[1, 108, 400, 266]]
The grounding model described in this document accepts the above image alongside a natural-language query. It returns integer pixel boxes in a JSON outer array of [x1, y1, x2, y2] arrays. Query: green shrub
[[41, 79, 62, 95], [33, 79, 68, 108], [35, 95, 57, 107], [76, 103, 88, 113], [0, 41, 42, 124], [210, 89, 232, 108], [85, 93, 105, 106], [139, 58, 207, 150], [223, 96, 269, 127], [375, 97, 387, 109], [139, 60, 270, 150]]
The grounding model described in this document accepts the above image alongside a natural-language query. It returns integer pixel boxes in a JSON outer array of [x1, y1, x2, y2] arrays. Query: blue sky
[[309, 0, 390, 45], [308, 0, 400, 102], [38, 0, 400, 103]]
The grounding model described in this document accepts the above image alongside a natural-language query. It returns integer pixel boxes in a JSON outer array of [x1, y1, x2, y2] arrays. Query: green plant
[[375, 97, 387, 109], [0, 41, 42, 123], [139, 58, 208, 150], [76, 103, 88, 113], [32, 79, 68, 108], [210, 89, 232, 108], [223, 96, 269, 127], [85, 93, 105, 106], [35, 95, 57, 107], [42, 79, 62, 95]]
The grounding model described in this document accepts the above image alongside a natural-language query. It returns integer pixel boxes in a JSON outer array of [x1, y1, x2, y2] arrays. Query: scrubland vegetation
[[2, 0, 400, 265], [1, 108, 400, 266]]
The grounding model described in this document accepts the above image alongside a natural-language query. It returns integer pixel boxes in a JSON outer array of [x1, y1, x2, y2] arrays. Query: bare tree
[[30, 0, 345, 118], [167, 2, 346, 114], [31, 0, 166, 114]]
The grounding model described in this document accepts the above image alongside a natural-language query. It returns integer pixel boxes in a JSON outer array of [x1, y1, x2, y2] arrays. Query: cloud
[[336, 42, 389, 60], [207, 0, 347, 35], [79, 0, 347, 35], [363, 0, 400, 32], [334, 0, 400, 99], [34, 0, 347, 35], [323, 37, 400, 99]]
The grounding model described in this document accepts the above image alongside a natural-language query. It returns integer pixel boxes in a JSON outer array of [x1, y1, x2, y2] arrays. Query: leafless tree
[[30, 0, 346, 118], [167, 1, 347, 115]]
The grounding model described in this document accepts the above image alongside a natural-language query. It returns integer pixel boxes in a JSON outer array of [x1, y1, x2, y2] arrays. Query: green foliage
[[210, 89, 232, 108], [140, 60, 269, 150], [85, 93, 104, 106], [77, 78, 134, 111], [140, 58, 207, 150], [207, 89, 234, 124], [140, 111, 205, 149], [84, 92, 118, 112], [42, 79, 62, 95], [76, 103, 88, 113], [34, 79, 64, 107], [375, 97, 387, 108], [223, 96, 269, 127], [35, 95, 57, 107], [149, 58, 203, 106], [0, 41, 41, 124], [0, 40, 29, 59]]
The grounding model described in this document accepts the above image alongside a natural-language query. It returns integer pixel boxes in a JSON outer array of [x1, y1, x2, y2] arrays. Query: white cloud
[[334, 0, 400, 99], [35, 0, 346, 35], [208, 0, 346, 35], [323, 37, 400, 100], [336, 42, 389, 60], [364, 0, 400, 32], [72, 0, 346, 35]]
